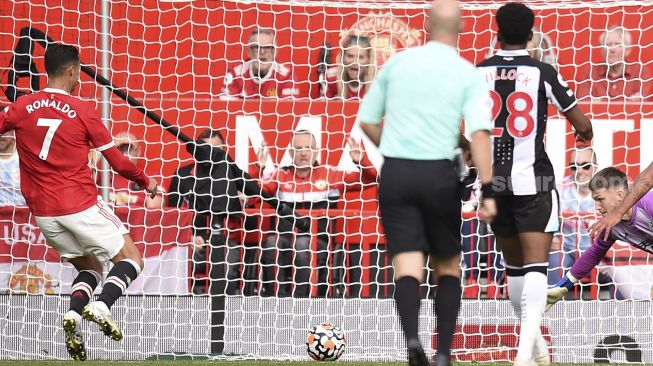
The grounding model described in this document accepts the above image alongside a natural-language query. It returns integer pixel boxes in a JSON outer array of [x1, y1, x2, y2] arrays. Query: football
[[306, 322, 346, 361]]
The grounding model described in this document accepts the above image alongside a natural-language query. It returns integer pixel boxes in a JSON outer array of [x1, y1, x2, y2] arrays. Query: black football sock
[[97, 259, 141, 309], [434, 276, 462, 358], [69, 270, 101, 315], [394, 276, 421, 342]]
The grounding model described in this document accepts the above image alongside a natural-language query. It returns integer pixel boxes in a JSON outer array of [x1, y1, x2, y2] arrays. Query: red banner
[[0, 206, 194, 263]]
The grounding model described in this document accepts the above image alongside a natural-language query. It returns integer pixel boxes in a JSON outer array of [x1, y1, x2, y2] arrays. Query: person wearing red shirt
[[222, 28, 298, 99], [576, 26, 653, 101], [253, 130, 378, 297], [0, 44, 157, 360], [321, 35, 376, 100]]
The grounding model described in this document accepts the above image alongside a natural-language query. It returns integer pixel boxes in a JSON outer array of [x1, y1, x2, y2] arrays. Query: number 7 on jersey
[[37, 118, 63, 160]]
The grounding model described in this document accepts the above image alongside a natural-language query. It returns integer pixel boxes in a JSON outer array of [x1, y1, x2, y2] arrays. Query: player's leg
[[429, 254, 462, 366], [394, 251, 428, 365], [492, 196, 526, 319], [35, 216, 93, 360], [512, 191, 559, 365], [515, 232, 552, 365], [496, 234, 548, 366], [97, 233, 144, 306], [493, 196, 545, 366], [83, 233, 143, 341], [378, 158, 429, 366], [67, 255, 103, 317], [421, 167, 463, 366], [59, 198, 137, 341]]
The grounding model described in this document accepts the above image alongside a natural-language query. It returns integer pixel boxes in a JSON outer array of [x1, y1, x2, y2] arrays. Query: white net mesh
[[1, 0, 653, 363]]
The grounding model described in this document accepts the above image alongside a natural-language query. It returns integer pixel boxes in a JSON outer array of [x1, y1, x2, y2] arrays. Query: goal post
[[1, 0, 653, 363]]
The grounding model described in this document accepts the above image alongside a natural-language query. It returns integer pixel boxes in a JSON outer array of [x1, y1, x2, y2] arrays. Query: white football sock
[[509, 272, 548, 359], [516, 270, 548, 361], [65, 310, 82, 324], [507, 273, 525, 317]]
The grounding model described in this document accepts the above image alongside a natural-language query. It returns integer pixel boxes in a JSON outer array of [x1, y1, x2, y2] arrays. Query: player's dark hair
[[197, 129, 224, 143], [590, 167, 629, 192], [44, 43, 80, 77], [496, 3, 535, 46]]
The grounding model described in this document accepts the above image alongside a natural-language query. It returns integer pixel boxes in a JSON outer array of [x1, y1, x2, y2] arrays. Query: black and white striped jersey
[[478, 49, 577, 196]]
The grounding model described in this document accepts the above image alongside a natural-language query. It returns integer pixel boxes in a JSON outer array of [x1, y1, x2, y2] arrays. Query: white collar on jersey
[[247, 61, 276, 85], [42, 87, 70, 95], [496, 49, 529, 57]]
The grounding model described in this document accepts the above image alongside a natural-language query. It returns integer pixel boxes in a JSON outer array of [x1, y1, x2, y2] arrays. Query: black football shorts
[[491, 189, 560, 237], [379, 157, 462, 258]]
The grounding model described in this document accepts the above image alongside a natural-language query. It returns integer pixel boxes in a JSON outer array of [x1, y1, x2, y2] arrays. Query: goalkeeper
[[547, 167, 653, 309]]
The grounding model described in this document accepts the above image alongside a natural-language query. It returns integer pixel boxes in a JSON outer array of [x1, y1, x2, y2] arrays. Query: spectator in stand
[[109, 132, 164, 209], [0, 130, 26, 206], [222, 28, 298, 99], [576, 26, 653, 101], [254, 130, 377, 297], [168, 128, 243, 295], [321, 35, 376, 99], [526, 27, 557, 68], [550, 147, 597, 285]]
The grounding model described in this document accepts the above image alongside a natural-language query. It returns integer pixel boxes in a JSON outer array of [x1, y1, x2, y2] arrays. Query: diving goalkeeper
[[547, 167, 653, 309]]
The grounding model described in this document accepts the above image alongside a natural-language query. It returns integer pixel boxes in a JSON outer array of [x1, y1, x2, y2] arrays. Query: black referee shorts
[[379, 157, 462, 258]]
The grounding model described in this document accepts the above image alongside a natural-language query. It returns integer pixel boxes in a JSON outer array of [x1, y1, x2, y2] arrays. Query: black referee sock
[[97, 260, 141, 309], [69, 270, 101, 315], [394, 276, 421, 342], [434, 276, 462, 358]]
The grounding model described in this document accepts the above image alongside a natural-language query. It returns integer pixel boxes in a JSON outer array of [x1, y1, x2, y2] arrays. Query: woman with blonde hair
[[322, 35, 376, 99]]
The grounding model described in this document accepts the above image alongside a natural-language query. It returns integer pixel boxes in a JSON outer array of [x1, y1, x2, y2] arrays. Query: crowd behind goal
[[1, 0, 653, 364]]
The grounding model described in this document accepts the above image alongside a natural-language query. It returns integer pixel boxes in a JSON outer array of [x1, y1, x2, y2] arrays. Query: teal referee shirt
[[358, 41, 491, 160]]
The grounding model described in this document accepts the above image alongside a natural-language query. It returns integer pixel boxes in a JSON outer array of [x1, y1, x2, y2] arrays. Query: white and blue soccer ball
[[306, 322, 346, 361]]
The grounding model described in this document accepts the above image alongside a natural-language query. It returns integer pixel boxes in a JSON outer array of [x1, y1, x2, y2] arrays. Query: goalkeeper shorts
[[378, 157, 462, 258]]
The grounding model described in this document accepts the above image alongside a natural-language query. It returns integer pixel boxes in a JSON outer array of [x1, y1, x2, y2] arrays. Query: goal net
[[1, 0, 653, 363]]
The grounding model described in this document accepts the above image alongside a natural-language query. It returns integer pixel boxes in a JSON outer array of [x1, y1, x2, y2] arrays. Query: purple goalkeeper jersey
[[570, 191, 653, 279]]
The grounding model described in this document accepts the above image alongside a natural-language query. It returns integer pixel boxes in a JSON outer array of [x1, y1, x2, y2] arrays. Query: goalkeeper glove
[[545, 273, 578, 312]]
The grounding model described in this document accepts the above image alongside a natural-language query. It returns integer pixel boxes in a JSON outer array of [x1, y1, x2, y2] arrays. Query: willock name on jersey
[[478, 49, 577, 196]]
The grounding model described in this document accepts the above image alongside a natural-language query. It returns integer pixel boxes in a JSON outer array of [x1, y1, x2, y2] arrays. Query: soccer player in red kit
[[0, 43, 157, 360]]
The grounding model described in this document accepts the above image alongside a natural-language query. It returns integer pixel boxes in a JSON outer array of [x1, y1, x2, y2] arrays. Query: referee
[[358, 1, 495, 366]]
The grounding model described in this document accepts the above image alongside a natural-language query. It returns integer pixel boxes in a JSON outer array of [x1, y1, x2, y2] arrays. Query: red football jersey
[[222, 61, 298, 98], [322, 66, 368, 100], [255, 155, 377, 202], [0, 88, 118, 216]]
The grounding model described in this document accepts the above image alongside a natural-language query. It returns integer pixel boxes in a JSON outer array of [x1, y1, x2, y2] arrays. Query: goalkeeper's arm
[[546, 273, 579, 311], [546, 233, 615, 311]]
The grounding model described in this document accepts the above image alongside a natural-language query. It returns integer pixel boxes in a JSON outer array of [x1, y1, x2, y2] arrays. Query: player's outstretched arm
[[101, 147, 150, 191], [564, 105, 593, 143], [590, 163, 653, 240], [546, 273, 577, 311], [546, 235, 614, 311]]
